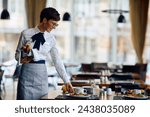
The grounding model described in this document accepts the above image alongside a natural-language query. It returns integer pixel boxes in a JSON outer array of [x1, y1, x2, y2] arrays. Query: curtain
[[25, 0, 47, 28], [130, 0, 149, 63]]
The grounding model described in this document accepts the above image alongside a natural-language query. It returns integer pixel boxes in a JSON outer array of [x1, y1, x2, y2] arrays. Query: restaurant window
[[1, 0, 148, 65], [0, 0, 26, 63], [48, 0, 138, 65]]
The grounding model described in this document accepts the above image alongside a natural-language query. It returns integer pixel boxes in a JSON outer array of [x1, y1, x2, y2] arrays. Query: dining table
[[41, 81, 150, 100], [42, 70, 150, 100], [40, 89, 150, 100]]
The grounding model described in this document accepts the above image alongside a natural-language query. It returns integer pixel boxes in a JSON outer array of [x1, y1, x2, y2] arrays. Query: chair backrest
[[109, 83, 142, 91], [135, 63, 147, 81], [122, 65, 141, 73], [135, 63, 147, 72], [91, 62, 108, 72], [122, 64, 147, 81], [109, 73, 133, 81], [80, 63, 92, 72]]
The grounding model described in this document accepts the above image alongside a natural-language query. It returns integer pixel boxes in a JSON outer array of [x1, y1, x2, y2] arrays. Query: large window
[[0, 0, 150, 65], [0, 0, 26, 63], [49, 0, 135, 64]]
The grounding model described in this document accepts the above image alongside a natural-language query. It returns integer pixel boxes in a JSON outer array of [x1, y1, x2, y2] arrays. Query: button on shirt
[[15, 27, 70, 83]]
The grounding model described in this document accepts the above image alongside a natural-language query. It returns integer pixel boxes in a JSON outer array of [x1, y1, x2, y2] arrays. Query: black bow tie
[[32, 32, 45, 50]]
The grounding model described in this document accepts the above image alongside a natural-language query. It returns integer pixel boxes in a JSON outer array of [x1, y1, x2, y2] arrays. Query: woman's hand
[[62, 82, 74, 94], [21, 44, 33, 64], [22, 44, 31, 53]]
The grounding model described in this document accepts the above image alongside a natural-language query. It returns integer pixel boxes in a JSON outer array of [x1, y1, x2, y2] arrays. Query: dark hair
[[40, 7, 60, 22]]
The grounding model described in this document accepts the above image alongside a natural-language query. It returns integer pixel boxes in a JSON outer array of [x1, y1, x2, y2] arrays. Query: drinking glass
[[115, 85, 122, 95]]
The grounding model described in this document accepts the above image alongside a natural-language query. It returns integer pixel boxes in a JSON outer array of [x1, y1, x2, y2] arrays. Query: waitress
[[15, 7, 73, 100]]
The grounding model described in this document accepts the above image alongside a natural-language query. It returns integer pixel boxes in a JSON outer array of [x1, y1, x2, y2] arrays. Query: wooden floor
[[1, 78, 62, 100]]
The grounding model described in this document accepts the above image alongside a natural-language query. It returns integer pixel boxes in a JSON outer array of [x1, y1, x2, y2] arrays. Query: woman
[[15, 7, 73, 100]]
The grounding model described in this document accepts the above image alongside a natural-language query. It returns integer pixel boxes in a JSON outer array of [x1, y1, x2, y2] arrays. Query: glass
[[49, 20, 59, 28], [89, 79, 95, 85], [115, 85, 122, 95]]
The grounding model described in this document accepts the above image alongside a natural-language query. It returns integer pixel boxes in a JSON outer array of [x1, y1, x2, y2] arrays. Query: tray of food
[[124, 94, 149, 100], [124, 89, 149, 100]]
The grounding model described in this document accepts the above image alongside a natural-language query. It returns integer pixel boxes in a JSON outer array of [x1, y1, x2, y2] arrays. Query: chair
[[135, 63, 147, 81], [122, 65, 141, 73], [122, 64, 147, 81], [0, 70, 4, 100], [80, 63, 92, 72], [91, 62, 108, 72], [109, 83, 142, 91], [109, 73, 133, 81]]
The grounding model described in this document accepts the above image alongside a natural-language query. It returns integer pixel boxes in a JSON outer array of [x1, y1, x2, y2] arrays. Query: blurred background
[[0, 0, 150, 99]]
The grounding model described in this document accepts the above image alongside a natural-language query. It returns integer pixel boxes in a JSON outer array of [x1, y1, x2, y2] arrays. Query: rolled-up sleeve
[[50, 46, 70, 83]]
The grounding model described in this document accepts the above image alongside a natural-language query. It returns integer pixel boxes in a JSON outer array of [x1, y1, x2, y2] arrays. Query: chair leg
[[0, 95, 2, 100], [2, 83, 6, 99], [2, 83, 6, 93], [0, 85, 2, 100], [0, 83, 6, 100]]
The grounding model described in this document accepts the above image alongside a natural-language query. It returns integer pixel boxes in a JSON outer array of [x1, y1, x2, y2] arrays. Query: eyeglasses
[[49, 20, 59, 28]]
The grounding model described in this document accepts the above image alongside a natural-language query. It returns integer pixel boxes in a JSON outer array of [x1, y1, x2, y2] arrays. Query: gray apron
[[17, 63, 48, 100]]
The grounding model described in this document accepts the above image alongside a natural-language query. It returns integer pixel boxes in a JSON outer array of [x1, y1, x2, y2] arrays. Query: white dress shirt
[[15, 27, 70, 83]]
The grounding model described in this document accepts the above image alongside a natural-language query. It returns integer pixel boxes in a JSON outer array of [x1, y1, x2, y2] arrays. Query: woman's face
[[43, 19, 59, 32]]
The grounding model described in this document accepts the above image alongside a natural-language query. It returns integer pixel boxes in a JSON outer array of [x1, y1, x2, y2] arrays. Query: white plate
[[65, 94, 91, 98], [124, 95, 149, 100]]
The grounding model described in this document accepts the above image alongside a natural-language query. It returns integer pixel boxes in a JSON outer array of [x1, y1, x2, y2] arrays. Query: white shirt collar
[[34, 26, 46, 34]]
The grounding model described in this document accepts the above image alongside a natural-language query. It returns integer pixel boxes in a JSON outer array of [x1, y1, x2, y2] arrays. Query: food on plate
[[126, 89, 134, 94], [126, 89, 145, 94], [62, 86, 88, 96], [125, 89, 146, 98], [70, 93, 88, 96], [127, 93, 145, 98], [62, 85, 68, 94]]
